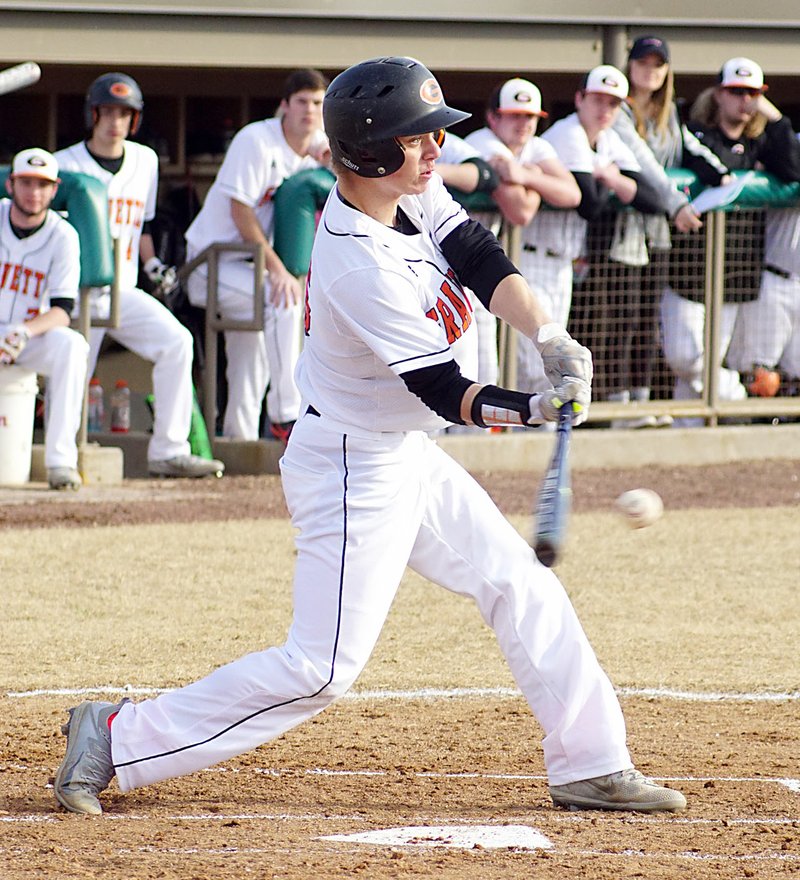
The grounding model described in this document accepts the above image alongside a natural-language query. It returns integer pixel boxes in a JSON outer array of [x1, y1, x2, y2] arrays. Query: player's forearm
[[437, 162, 480, 193], [230, 199, 285, 273], [24, 306, 71, 337], [489, 273, 553, 339], [526, 170, 582, 209], [492, 183, 541, 227], [139, 232, 156, 265]]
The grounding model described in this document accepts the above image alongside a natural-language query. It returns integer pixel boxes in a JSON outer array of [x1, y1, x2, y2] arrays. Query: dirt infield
[[1, 460, 799, 878]]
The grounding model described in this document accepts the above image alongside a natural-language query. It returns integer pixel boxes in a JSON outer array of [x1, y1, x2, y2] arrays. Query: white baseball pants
[[111, 410, 631, 792], [660, 286, 747, 403], [12, 326, 88, 469], [516, 253, 573, 394], [88, 287, 194, 462], [187, 259, 302, 439], [728, 269, 800, 378]]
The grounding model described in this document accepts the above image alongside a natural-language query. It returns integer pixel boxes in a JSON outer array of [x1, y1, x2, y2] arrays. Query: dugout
[[1, 2, 800, 192]]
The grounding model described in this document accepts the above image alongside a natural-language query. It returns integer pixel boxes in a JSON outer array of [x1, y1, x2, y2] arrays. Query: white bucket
[[0, 366, 37, 484]]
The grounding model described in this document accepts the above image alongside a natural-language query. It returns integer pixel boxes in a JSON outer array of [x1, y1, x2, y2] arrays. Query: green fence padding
[[664, 167, 703, 200], [0, 167, 114, 288], [272, 167, 335, 276], [717, 170, 800, 211], [446, 188, 498, 212], [270, 164, 800, 278]]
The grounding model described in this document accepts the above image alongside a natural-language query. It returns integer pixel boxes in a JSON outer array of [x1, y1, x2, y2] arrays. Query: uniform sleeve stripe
[[388, 346, 451, 368]]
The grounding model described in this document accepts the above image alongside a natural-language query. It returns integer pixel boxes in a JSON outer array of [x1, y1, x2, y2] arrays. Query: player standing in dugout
[[54, 57, 687, 817], [55, 73, 224, 479]]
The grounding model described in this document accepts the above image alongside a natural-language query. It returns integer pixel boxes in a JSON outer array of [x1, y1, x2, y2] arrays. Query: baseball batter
[[54, 58, 686, 817], [55, 72, 224, 478], [185, 69, 330, 443], [0, 148, 88, 490]]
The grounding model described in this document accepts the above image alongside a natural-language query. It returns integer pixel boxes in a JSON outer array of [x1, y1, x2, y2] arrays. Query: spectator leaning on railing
[[606, 35, 704, 428], [465, 77, 582, 397], [662, 57, 800, 420], [540, 65, 663, 408]]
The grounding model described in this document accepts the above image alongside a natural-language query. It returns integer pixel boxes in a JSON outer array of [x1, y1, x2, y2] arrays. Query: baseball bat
[[531, 407, 573, 567], [0, 62, 41, 97]]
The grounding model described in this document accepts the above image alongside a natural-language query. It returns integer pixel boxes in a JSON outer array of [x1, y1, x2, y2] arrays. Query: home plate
[[320, 825, 553, 851]]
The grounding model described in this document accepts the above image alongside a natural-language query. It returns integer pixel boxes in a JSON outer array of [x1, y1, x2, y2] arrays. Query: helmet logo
[[28, 156, 46, 167], [419, 78, 442, 105], [109, 82, 132, 98]]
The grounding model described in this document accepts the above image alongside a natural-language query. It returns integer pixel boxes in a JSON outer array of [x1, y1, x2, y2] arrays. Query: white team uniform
[[728, 206, 800, 381], [109, 174, 630, 792], [0, 200, 88, 469], [185, 119, 327, 439], [55, 140, 195, 463]]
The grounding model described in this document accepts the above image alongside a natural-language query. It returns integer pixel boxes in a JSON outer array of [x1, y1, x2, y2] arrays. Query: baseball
[[614, 488, 663, 529]]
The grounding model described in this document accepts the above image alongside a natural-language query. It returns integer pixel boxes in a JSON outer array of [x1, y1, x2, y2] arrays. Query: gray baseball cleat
[[148, 453, 225, 479], [54, 700, 127, 815], [549, 768, 687, 813], [47, 467, 82, 491]]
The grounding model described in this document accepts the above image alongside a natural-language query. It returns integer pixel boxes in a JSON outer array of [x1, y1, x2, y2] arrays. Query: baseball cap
[[628, 36, 670, 64], [491, 78, 548, 117], [11, 147, 60, 182], [581, 65, 629, 100], [718, 57, 767, 92]]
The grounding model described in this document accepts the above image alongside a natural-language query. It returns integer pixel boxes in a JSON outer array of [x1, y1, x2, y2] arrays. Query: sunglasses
[[724, 87, 761, 97]]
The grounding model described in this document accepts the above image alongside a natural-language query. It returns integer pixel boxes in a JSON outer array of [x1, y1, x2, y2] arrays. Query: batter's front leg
[[407, 440, 631, 786]]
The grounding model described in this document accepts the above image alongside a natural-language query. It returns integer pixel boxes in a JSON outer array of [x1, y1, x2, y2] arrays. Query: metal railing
[[177, 242, 265, 442]]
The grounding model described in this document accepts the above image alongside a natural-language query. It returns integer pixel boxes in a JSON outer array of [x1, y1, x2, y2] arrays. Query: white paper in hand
[[689, 171, 755, 215]]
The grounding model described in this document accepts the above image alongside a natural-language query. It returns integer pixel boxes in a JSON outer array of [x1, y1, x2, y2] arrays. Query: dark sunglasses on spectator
[[724, 87, 761, 97]]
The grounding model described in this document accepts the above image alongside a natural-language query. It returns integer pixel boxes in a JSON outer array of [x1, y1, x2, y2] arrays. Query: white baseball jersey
[[0, 200, 80, 325], [466, 126, 577, 257], [541, 113, 641, 261], [297, 174, 478, 433], [55, 141, 157, 291], [438, 132, 480, 164], [186, 118, 327, 256]]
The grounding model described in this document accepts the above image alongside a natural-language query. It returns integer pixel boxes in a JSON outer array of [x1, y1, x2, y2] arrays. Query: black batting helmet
[[84, 72, 144, 134], [323, 57, 470, 178]]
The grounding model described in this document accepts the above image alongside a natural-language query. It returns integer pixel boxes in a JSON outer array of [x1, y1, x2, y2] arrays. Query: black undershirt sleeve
[[49, 299, 74, 316], [400, 360, 474, 425], [461, 157, 500, 193], [572, 171, 611, 220], [439, 219, 520, 310], [622, 170, 664, 214]]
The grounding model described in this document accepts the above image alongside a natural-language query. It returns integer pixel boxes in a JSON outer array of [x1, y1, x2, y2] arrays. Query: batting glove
[[533, 323, 594, 388], [535, 377, 591, 427], [0, 325, 30, 364], [143, 256, 178, 298]]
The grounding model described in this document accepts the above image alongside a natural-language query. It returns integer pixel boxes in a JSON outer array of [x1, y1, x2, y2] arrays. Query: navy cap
[[628, 36, 670, 64]]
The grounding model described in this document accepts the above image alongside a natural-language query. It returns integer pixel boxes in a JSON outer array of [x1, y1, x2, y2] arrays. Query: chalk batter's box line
[[8, 685, 800, 702]]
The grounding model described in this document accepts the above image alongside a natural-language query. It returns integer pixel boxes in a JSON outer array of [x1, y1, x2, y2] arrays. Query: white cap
[[582, 65, 629, 100], [718, 57, 766, 92], [493, 78, 548, 117], [11, 147, 60, 182]]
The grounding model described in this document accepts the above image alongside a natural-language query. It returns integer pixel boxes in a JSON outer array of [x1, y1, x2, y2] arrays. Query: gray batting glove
[[0, 325, 30, 364], [533, 323, 593, 387], [535, 377, 591, 427]]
